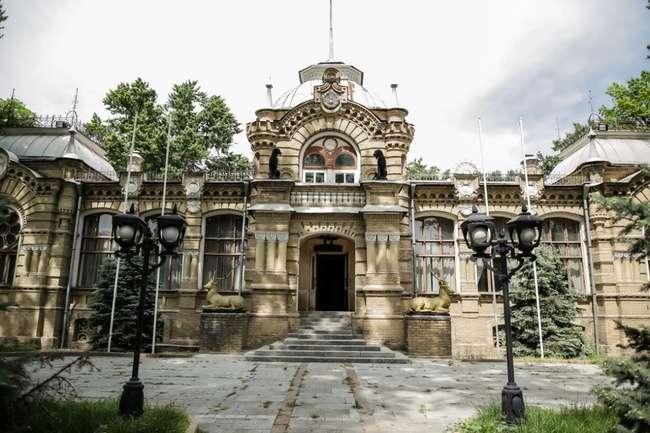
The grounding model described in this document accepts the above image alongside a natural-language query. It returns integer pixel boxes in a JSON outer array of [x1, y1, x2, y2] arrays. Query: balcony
[[290, 187, 366, 212]]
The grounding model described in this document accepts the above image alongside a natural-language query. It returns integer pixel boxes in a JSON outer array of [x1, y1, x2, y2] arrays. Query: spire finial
[[328, 0, 334, 61]]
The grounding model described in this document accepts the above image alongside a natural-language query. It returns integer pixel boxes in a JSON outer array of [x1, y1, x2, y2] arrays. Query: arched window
[[146, 214, 183, 290], [301, 136, 358, 184], [414, 217, 456, 293], [0, 206, 20, 286], [304, 153, 325, 167], [78, 213, 114, 288], [202, 214, 245, 291], [335, 153, 355, 167], [477, 217, 509, 292], [542, 218, 584, 292]]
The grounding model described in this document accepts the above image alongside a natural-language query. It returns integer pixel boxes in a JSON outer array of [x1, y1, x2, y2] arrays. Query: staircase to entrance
[[245, 311, 409, 363]]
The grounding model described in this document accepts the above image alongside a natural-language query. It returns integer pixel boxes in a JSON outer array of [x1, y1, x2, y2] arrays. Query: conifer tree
[[509, 245, 585, 358], [595, 194, 650, 433], [87, 257, 159, 350]]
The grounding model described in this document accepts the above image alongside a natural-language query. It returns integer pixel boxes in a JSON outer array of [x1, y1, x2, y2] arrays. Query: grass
[[9, 399, 189, 433], [456, 403, 618, 433]]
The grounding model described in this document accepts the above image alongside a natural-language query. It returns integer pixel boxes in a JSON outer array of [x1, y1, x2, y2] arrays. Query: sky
[[1, 0, 648, 171]]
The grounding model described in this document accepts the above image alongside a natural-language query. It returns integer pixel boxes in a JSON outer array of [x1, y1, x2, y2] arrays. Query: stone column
[[365, 233, 376, 274], [265, 232, 277, 272], [388, 234, 400, 273], [189, 252, 199, 282], [32, 249, 41, 274], [255, 232, 266, 271], [276, 232, 288, 272], [376, 234, 388, 273], [182, 253, 192, 282]]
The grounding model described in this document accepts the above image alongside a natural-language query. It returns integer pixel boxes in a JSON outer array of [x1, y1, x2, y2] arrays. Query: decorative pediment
[[313, 68, 348, 113]]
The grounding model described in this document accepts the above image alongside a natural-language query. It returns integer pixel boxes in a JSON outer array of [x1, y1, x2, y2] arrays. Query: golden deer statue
[[202, 277, 245, 311], [408, 275, 453, 313]]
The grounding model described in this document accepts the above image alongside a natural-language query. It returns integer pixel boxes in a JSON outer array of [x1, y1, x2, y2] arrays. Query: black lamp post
[[460, 205, 542, 424], [112, 204, 186, 418]]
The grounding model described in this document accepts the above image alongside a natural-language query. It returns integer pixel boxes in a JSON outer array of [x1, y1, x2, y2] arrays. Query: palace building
[[0, 58, 649, 358]]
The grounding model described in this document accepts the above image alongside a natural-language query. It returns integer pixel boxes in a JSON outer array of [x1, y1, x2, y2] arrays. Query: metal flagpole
[[519, 117, 545, 358], [107, 110, 139, 353], [477, 117, 501, 354], [152, 113, 173, 354], [328, 0, 334, 61]]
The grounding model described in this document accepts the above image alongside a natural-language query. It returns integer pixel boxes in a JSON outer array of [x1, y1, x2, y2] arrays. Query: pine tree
[[509, 245, 585, 358], [595, 194, 650, 433], [87, 256, 159, 351]]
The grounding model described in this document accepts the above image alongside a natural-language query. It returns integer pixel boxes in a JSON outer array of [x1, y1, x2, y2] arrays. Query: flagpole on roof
[[107, 110, 139, 353], [519, 117, 545, 358], [152, 113, 173, 354], [477, 117, 501, 354]]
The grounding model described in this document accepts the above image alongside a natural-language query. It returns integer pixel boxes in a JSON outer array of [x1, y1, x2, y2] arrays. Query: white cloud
[[0, 0, 647, 171]]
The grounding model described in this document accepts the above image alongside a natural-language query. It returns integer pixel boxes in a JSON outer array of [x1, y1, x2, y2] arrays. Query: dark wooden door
[[315, 254, 347, 311]]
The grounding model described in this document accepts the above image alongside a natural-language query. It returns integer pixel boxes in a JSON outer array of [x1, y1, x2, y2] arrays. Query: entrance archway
[[298, 234, 355, 312]]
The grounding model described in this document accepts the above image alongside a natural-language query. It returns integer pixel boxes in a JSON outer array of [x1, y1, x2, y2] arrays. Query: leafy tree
[[510, 245, 586, 358], [87, 78, 243, 173], [406, 158, 440, 179], [536, 151, 561, 176], [552, 122, 589, 152], [0, 1, 7, 39], [595, 193, 650, 433], [600, 70, 650, 126], [0, 98, 36, 129], [88, 257, 159, 351]]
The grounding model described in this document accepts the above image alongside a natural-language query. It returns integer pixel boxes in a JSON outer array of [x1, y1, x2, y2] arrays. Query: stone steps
[[245, 311, 408, 364]]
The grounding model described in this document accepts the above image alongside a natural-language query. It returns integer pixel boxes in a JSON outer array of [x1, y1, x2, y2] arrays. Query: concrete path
[[26, 354, 607, 433]]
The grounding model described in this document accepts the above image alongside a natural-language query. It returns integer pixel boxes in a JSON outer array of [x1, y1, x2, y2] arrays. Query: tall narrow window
[[414, 217, 456, 293], [0, 206, 20, 286], [541, 218, 585, 292], [146, 215, 183, 290], [78, 213, 114, 287], [202, 214, 244, 291]]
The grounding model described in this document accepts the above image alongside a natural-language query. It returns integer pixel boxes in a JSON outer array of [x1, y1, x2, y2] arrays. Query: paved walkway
[[27, 355, 607, 433]]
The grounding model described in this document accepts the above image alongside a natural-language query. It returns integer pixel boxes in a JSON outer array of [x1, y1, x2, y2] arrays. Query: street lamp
[[112, 204, 186, 418], [460, 205, 542, 424]]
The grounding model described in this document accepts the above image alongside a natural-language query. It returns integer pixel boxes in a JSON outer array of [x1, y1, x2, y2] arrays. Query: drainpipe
[[60, 181, 82, 349], [238, 182, 248, 295], [410, 183, 418, 293], [583, 182, 601, 355]]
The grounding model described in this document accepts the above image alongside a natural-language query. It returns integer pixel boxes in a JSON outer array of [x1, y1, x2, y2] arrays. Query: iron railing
[[290, 190, 366, 207]]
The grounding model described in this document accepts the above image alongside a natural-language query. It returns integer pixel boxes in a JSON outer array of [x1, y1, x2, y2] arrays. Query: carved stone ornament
[[314, 68, 347, 113], [185, 180, 202, 198], [186, 199, 201, 213], [521, 182, 541, 202], [0, 150, 8, 180], [459, 205, 474, 217], [454, 178, 478, 201]]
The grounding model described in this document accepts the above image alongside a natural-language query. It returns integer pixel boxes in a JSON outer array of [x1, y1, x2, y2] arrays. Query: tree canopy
[[86, 78, 246, 174], [595, 190, 650, 433], [0, 97, 36, 129], [539, 69, 650, 173], [510, 245, 586, 358], [0, 1, 7, 39], [406, 158, 441, 179], [600, 70, 650, 126]]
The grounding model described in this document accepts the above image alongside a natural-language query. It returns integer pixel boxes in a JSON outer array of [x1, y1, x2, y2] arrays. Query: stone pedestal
[[199, 311, 248, 352], [405, 313, 452, 357]]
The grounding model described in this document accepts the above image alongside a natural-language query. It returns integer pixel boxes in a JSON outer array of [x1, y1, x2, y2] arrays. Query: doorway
[[315, 254, 347, 311], [298, 234, 355, 312]]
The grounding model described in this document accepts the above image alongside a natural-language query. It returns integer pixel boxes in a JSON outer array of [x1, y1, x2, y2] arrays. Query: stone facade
[[0, 62, 649, 359]]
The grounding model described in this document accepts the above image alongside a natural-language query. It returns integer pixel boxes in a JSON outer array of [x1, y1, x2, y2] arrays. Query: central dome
[[272, 61, 387, 110]]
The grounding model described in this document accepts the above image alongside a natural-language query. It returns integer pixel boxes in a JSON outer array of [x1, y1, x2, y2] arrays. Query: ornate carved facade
[[0, 61, 649, 358]]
